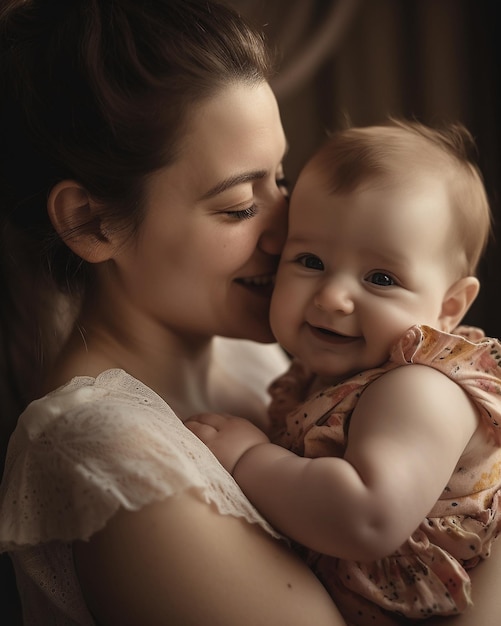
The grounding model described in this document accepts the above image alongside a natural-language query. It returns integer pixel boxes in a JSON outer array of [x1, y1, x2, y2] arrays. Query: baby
[[188, 120, 501, 625]]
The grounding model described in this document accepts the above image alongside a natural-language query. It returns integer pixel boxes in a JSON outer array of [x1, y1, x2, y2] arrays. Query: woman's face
[[108, 81, 288, 343]]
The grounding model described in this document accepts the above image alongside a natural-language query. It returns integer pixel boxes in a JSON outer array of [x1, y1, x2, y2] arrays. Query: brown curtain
[[232, 0, 500, 336]]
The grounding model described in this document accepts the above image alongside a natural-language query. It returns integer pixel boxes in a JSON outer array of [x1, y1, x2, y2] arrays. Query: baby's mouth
[[310, 325, 359, 344]]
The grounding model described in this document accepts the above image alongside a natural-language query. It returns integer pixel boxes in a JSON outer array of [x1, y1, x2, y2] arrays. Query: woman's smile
[[236, 273, 276, 297]]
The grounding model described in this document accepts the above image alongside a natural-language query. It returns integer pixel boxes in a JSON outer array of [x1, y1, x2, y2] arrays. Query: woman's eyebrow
[[200, 170, 267, 200]]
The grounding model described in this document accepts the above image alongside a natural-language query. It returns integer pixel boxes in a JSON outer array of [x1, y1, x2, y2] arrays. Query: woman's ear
[[47, 180, 114, 263], [438, 276, 480, 332]]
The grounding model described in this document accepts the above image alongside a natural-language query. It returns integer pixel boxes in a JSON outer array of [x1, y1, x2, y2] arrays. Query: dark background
[[233, 0, 501, 337], [1, 1, 500, 622]]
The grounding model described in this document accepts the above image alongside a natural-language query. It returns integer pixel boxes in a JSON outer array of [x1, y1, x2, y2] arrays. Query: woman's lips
[[236, 274, 275, 296]]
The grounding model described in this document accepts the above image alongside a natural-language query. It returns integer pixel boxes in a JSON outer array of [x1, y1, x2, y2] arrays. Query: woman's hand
[[186, 412, 269, 474]]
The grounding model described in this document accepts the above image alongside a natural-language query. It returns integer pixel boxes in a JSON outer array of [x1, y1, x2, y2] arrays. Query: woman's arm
[[74, 492, 346, 626]]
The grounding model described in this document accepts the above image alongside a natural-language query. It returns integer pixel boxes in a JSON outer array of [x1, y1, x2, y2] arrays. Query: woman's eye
[[367, 272, 395, 287], [297, 254, 324, 270], [226, 204, 259, 220]]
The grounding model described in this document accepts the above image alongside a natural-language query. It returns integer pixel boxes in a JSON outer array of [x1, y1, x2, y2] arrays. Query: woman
[[0, 1, 344, 624], [0, 1, 499, 625]]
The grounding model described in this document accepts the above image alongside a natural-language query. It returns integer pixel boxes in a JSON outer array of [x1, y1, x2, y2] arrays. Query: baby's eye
[[297, 254, 324, 271], [366, 272, 395, 287], [225, 204, 259, 220]]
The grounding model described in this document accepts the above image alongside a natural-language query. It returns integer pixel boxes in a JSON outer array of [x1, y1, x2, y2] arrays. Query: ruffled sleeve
[[390, 324, 501, 444], [0, 370, 280, 550]]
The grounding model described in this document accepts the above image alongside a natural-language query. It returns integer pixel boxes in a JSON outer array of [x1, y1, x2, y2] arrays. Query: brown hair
[[311, 119, 491, 277], [0, 0, 274, 454], [0, 0, 273, 290]]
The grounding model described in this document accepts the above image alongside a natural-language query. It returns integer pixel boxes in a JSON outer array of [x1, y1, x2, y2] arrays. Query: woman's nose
[[314, 278, 355, 315], [258, 189, 288, 256]]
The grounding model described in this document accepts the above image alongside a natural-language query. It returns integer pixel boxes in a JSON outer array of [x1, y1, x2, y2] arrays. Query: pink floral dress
[[269, 325, 501, 625]]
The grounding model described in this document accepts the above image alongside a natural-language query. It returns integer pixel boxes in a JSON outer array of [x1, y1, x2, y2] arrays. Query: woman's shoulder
[[16, 368, 176, 445], [0, 369, 280, 550]]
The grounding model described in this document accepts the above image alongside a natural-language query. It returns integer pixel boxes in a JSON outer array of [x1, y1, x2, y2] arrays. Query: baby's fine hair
[[311, 119, 491, 276]]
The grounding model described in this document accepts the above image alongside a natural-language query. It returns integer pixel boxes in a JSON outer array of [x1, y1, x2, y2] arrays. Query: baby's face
[[270, 165, 457, 381]]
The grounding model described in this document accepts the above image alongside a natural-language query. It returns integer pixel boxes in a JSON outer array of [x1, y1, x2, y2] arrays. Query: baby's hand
[[186, 413, 269, 474]]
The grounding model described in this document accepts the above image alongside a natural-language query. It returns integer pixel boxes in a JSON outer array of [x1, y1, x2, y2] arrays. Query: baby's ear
[[47, 180, 114, 263], [438, 276, 480, 332]]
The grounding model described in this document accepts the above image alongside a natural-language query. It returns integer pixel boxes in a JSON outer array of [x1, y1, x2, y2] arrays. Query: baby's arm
[[189, 365, 479, 562]]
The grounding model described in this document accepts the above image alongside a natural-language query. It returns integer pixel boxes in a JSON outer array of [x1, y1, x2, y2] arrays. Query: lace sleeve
[[0, 372, 281, 550]]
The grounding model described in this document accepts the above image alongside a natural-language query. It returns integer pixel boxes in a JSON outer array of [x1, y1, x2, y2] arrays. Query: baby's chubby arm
[[188, 365, 480, 563]]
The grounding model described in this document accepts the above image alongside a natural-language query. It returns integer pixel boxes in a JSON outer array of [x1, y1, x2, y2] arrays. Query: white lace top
[[0, 340, 286, 625]]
